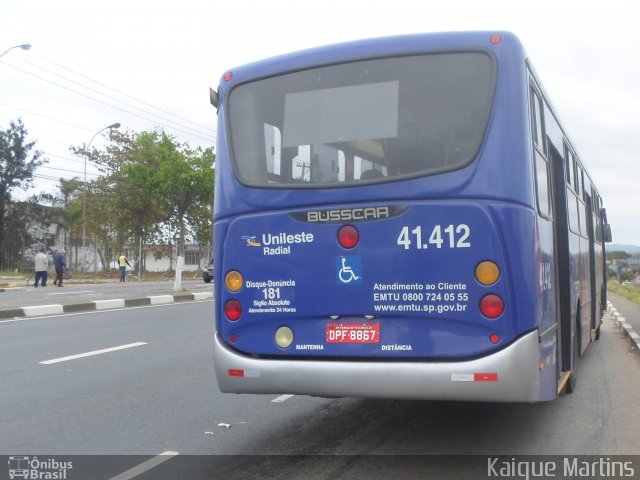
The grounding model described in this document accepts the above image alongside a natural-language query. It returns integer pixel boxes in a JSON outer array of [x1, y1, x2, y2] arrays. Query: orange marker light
[[225, 270, 243, 292], [476, 261, 500, 285]]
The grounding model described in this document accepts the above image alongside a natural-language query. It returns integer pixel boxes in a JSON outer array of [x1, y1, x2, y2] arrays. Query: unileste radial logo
[[242, 232, 315, 256]]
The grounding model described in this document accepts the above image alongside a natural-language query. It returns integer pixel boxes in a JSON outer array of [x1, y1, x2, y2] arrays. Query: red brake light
[[224, 299, 242, 321], [480, 294, 504, 319], [338, 225, 359, 249]]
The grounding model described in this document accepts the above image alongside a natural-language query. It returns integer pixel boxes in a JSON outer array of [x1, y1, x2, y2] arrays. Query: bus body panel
[[218, 202, 538, 359]]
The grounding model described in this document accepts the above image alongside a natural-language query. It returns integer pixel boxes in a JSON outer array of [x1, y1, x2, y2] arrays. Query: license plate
[[326, 323, 380, 343]]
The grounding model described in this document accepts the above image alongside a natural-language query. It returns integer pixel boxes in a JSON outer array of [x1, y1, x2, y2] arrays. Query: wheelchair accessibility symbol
[[337, 256, 362, 285]]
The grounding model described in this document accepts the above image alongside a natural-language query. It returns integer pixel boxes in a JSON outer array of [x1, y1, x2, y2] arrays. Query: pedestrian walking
[[118, 252, 132, 282], [33, 249, 49, 287], [53, 249, 66, 287]]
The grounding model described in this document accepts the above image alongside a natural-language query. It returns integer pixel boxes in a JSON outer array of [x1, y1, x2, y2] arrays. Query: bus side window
[[530, 86, 549, 218], [531, 88, 545, 153], [565, 147, 574, 189], [575, 162, 582, 194], [535, 154, 551, 218]]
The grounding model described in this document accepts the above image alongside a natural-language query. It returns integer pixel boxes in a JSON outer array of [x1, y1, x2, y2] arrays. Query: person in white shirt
[[34, 249, 49, 287]]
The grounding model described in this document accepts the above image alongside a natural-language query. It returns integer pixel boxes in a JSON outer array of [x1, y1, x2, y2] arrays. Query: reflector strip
[[228, 369, 261, 378], [451, 373, 474, 382], [474, 373, 498, 382], [451, 373, 499, 382]]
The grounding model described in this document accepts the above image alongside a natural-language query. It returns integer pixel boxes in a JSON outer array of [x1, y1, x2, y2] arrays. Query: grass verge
[[608, 281, 640, 305]]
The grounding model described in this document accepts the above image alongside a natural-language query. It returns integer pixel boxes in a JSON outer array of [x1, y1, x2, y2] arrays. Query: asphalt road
[[1, 301, 639, 479]]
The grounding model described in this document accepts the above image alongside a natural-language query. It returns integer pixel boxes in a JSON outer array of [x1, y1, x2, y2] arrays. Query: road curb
[[608, 301, 640, 354], [0, 292, 213, 320]]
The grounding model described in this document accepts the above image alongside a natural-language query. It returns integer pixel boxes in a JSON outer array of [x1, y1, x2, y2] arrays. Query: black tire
[[204, 278, 212, 284]]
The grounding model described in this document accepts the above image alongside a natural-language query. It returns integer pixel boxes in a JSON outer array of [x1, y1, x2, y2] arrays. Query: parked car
[[203, 261, 214, 283]]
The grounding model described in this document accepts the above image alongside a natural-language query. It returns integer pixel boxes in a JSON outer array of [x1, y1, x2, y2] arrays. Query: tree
[[50, 178, 83, 268], [607, 251, 632, 261], [71, 128, 215, 272], [619, 269, 635, 282], [156, 143, 214, 258], [0, 119, 47, 268]]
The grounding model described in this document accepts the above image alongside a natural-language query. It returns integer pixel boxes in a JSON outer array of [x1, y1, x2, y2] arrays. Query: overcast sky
[[1, 0, 638, 244]]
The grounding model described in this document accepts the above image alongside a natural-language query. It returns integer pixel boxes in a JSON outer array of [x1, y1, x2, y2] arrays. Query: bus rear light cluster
[[476, 261, 504, 319], [224, 270, 244, 321], [337, 225, 359, 249]]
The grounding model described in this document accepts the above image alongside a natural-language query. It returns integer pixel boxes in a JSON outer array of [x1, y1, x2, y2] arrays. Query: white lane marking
[[109, 451, 179, 480], [40, 342, 148, 365], [271, 394, 295, 403]]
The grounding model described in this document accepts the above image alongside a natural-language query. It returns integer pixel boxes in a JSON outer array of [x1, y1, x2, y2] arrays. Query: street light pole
[[82, 122, 121, 273], [0, 43, 31, 59]]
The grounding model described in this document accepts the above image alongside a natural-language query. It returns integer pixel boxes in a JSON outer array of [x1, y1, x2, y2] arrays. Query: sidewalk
[[0, 277, 213, 320], [607, 291, 640, 354]]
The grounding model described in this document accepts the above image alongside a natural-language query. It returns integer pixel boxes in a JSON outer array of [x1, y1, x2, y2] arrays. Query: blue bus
[[210, 31, 612, 402]]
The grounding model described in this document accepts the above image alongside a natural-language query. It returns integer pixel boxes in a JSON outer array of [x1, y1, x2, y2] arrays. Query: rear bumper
[[213, 330, 545, 402]]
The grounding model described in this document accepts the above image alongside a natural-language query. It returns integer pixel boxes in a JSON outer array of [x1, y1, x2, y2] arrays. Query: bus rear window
[[227, 52, 495, 187]]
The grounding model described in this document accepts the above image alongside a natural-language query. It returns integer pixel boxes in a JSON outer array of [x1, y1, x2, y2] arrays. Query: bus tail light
[[338, 225, 359, 249], [480, 294, 504, 319], [225, 299, 242, 321], [490, 334, 500, 344]]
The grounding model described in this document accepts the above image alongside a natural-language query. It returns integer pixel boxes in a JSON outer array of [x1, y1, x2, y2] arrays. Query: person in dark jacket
[[53, 249, 66, 287]]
